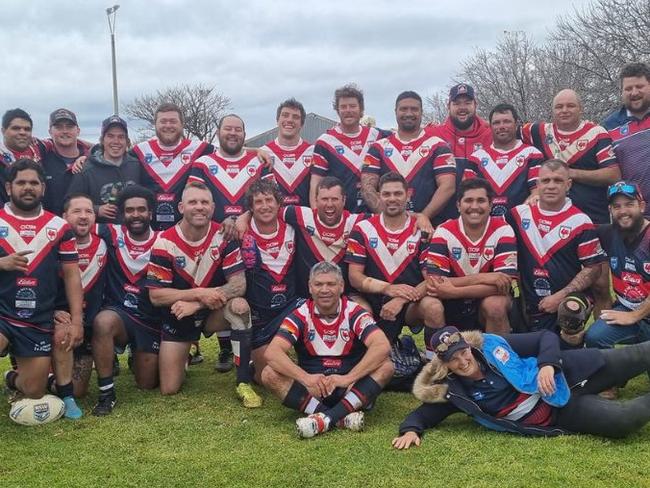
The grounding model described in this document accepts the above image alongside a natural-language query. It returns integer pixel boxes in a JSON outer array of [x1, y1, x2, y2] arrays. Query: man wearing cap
[[40, 108, 92, 216], [392, 325, 650, 445], [426, 83, 493, 218], [67, 115, 142, 223], [584, 181, 650, 351]]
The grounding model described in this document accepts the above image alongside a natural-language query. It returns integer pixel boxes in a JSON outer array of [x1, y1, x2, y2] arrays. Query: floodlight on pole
[[106, 5, 120, 115]]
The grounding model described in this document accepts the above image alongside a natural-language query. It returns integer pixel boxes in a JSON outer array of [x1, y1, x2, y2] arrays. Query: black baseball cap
[[101, 115, 128, 137], [429, 326, 470, 362], [49, 108, 78, 126], [449, 83, 475, 101]]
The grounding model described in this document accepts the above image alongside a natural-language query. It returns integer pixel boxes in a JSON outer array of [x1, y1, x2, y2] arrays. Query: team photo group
[[1, 61, 650, 444]]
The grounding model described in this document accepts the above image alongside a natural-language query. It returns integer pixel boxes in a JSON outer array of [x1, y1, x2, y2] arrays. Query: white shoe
[[295, 412, 330, 438], [337, 411, 365, 432]]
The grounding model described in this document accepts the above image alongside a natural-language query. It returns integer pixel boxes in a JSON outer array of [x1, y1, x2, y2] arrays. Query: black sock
[[97, 376, 115, 398], [57, 381, 74, 399], [282, 381, 325, 414], [47, 374, 57, 394], [231, 329, 251, 384], [324, 376, 383, 425], [5, 370, 17, 390], [217, 332, 232, 354]]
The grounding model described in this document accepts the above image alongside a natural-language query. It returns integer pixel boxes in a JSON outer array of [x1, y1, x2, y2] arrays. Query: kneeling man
[[262, 261, 393, 438]]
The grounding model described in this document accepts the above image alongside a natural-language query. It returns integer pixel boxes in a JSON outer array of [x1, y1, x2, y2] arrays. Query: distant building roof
[[245, 112, 337, 148]]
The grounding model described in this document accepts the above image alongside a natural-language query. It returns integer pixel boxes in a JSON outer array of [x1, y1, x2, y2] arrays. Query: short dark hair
[[218, 113, 246, 132], [245, 178, 283, 211], [2, 108, 32, 130], [378, 171, 408, 191], [457, 178, 495, 202], [489, 103, 519, 123], [619, 62, 650, 84], [276, 98, 306, 125], [116, 184, 155, 214], [316, 176, 345, 196], [154, 102, 184, 124], [333, 84, 364, 112], [62, 193, 94, 213], [395, 91, 422, 108], [6, 158, 44, 183]]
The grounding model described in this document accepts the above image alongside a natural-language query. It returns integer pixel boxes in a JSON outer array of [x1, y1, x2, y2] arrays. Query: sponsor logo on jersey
[[452, 247, 462, 260], [16, 277, 37, 287], [246, 165, 257, 177], [559, 226, 571, 239], [369, 237, 378, 249], [306, 225, 315, 235], [483, 246, 495, 260], [576, 139, 588, 151], [210, 246, 220, 261], [175, 256, 186, 268], [181, 152, 192, 165], [419, 146, 430, 158], [339, 328, 350, 342], [407, 240, 416, 255], [46, 228, 57, 241], [522, 218, 530, 230]]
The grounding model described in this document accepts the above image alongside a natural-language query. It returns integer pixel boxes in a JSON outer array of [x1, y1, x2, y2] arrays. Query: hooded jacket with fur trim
[[398, 330, 605, 437]]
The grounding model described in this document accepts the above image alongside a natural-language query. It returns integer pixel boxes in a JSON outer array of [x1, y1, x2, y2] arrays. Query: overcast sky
[[0, 0, 592, 142]]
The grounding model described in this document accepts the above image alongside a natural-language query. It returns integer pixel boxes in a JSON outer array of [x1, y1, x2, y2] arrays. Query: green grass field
[[3, 338, 650, 488]]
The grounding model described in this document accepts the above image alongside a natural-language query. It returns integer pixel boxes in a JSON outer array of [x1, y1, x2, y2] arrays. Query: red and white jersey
[[427, 216, 518, 278], [262, 138, 313, 206], [77, 234, 108, 293], [133, 138, 209, 193], [521, 121, 618, 224], [313, 125, 391, 212], [276, 297, 380, 374], [0, 140, 45, 166], [363, 130, 456, 222], [0, 206, 77, 330], [190, 150, 270, 222], [147, 221, 243, 289], [346, 214, 428, 285], [464, 141, 544, 216], [509, 200, 605, 313]]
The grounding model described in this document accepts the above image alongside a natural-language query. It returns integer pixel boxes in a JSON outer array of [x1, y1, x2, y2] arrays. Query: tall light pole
[[106, 5, 120, 115]]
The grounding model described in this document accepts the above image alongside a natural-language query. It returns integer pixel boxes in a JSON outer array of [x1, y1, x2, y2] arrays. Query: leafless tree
[[124, 84, 231, 143], [423, 91, 449, 124], [429, 0, 649, 124]]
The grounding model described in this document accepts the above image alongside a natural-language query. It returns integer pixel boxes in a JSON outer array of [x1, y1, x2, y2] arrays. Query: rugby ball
[[9, 394, 65, 426]]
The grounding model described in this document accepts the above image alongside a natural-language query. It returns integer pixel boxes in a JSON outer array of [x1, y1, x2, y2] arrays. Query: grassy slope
[[2, 339, 650, 488]]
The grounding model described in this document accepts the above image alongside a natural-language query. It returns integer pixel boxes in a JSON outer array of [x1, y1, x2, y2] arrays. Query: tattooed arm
[[360, 172, 383, 214], [218, 271, 247, 300], [538, 265, 601, 314]]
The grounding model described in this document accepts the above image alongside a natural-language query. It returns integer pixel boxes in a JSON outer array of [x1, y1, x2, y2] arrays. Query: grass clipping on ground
[[2, 338, 650, 488]]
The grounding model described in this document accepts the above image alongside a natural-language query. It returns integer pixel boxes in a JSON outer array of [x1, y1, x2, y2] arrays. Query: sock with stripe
[[323, 375, 382, 425], [282, 381, 325, 414]]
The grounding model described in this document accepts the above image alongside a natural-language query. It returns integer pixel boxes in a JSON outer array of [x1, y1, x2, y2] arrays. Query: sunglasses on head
[[435, 331, 461, 354], [607, 181, 640, 199]]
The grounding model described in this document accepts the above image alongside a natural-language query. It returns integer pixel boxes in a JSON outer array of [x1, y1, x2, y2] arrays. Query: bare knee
[[260, 365, 280, 389], [229, 298, 250, 316], [372, 359, 394, 386], [480, 295, 510, 320], [421, 297, 444, 326]]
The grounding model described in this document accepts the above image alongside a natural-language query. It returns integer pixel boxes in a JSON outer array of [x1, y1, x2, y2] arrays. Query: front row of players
[[2, 156, 642, 438]]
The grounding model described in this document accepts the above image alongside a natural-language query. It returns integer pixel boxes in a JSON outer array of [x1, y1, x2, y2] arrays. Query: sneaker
[[215, 350, 234, 373], [63, 396, 83, 420], [236, 383, 262, 408], [296, 412, 330, 438], [189, 347, 204, 366], [112, 354, 121, 377], [336, 411, 364, 432], [92, 393, 117, 416]]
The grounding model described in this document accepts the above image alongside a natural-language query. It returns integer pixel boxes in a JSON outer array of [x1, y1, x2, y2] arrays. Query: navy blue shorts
[[0, 318, 51, 358], [160, 309, 209, 344], [105, 306, 160, 354], [73, 327, 93, 358], [443, 298, 481, 331], [251, 298, 305, 350]]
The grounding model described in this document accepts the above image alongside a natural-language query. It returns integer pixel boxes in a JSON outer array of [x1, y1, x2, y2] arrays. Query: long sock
[[217, 331, 232, 353], [282, 381, 326, 414], [230, 328, 252, 384], [97, 376, 115, 398], [47, 373, 57, 394], [323, 376, 383, 425], [57, 382, 74, 399], [5, 370, 18, 390]]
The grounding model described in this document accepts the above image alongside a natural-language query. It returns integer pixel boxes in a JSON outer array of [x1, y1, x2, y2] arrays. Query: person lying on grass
[[392, 324, 650, 448]]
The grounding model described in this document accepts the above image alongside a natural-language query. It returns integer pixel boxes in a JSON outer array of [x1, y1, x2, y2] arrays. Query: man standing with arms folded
[[361, 91, 456, 225], [311, 84, 391, 212]]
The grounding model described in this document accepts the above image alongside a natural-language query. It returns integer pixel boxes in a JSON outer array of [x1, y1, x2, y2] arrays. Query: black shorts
[[251, 298, 305, 350], [105, 306, 160, 354], [161, 309, 209, 344], [443, 298, 481, 330], [0, 318, 51, 358]]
